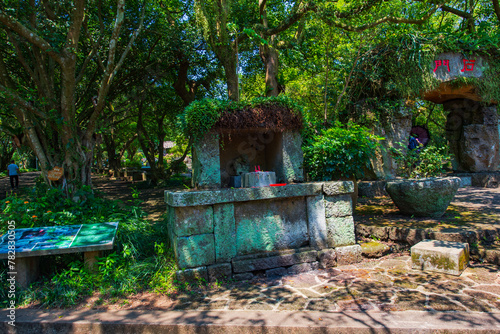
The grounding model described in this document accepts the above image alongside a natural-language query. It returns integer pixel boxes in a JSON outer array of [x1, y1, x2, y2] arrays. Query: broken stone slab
[[287, 261, 319, 275], [411, 239, 469, 276], [318, 249, 336, 269]]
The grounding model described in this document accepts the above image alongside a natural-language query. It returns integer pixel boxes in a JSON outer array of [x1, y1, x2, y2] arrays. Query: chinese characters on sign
[[460, 59, 475, 72], [433, 59, 476, 73]]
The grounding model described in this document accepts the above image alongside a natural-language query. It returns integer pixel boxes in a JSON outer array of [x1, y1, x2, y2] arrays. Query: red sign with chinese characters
[[433, 58, 476, 73]]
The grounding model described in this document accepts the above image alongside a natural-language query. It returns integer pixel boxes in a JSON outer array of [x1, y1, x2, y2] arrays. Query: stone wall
[[165, 181, 361, 281]]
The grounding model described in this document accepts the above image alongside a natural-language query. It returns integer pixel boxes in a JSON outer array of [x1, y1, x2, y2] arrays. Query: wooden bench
[[0, 222, 119, 288]]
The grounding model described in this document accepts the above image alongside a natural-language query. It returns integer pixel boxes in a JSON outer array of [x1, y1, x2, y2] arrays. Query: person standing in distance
[[7, 160, 19, 190]]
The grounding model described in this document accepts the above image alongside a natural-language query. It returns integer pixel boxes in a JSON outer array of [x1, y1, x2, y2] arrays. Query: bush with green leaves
[[303, 122, 383, 181], [390, 143, 452, 178]]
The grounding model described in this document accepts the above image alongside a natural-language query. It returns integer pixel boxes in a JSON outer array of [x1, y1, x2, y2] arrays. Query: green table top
[[0, 222, 118, 259]]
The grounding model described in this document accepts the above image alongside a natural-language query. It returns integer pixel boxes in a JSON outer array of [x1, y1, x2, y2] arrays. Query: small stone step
[[411, 239, 469, 276], [360, 241, 390, 258]]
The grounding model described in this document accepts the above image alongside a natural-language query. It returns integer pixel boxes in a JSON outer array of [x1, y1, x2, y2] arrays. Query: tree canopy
[[1, 0, 499, 193]]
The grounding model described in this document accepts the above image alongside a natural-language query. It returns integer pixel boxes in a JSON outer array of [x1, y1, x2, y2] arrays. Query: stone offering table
[[166, 181, 361, 282], [0, 222, 118, 287]]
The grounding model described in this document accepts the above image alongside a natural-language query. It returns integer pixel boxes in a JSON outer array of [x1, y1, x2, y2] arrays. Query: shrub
[[303, 122, 382, 181], [390, 143, 452, 178]]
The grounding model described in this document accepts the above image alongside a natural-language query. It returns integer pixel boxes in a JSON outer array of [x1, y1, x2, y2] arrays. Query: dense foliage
[[303, 122, 382, 180]]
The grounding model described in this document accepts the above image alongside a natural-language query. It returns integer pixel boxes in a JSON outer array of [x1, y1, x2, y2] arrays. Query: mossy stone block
[[172, 206, 214, 237], [323, 181, 354, 196], [214, 203, 236, 263], [411, 239, 469, 276], [324, 195, 353, 218], [192, 133, 221, 189], [175, 234, 216, 269], [326, 216, 356, 247]]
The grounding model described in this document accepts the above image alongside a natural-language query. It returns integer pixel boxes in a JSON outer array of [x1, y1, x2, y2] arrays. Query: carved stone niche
[[192, 130, 304, 189]]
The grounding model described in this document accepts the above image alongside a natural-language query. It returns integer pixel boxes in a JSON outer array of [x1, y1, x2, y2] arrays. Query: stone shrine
[[165, 103, 361, 282]]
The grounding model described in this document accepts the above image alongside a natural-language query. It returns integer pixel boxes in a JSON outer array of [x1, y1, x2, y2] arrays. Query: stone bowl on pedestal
[[385, 177, 461, 218]]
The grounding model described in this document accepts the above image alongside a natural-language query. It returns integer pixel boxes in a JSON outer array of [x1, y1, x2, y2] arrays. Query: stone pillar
[[275, 131, 304, 183], [192, 133, 221, 189], [15, 257, 39, 288], [84, 251, 101, 273]]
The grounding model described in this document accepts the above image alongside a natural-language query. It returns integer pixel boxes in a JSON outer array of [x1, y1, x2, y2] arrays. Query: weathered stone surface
[[232, 249, 317, 273], [322, 181, 354, 196], [431, 53, 487, 82], [176, 266, 208, 282], [385, 177, 461, 218], [358, 181, 388, 197], [172, 206, 214, 237], [411, 239, 469, 276], [207, 263, 232, 282], [175, 234, 215, 269], [266, 267, 287, 277], [445, 100, 500, 172], [235, 197, 308, 255], [213, 203, 236, 263], [368, 105, 412, 179], [307, 195, 327, 249], [360, 241, 390, 258], [288, 262, 319, 275], [471, 172, 500, 188], [275, 131, 304, 183], [233, 272, 254, 281], [192, 133, 221, 189], [336, 244, 362, 266], [318, 249, 336, 269], [324, 195, 352, 218], [326, 216, 356, 248], [460, 124, 500, 172], [165, 183, 323, 207]]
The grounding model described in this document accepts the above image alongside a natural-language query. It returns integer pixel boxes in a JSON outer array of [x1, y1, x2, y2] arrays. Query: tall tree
[[0, 0, 144, 195]]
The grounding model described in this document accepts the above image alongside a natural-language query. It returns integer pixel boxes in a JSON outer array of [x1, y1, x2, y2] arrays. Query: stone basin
[[385, 177, 461, 218]]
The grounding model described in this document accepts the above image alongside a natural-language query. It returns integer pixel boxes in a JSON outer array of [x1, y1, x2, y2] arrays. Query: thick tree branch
[[0, 10, 63, 64], [322, 4, 443, 32]]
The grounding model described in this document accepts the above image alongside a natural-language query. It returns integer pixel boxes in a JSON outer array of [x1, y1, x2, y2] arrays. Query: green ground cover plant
[[0, 182, 179, 308]]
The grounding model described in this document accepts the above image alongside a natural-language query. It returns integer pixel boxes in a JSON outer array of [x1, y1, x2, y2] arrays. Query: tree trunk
[[260, 43, 280, 97]]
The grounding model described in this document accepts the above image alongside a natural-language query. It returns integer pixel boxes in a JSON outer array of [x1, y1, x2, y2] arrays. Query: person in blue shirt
[[7, 160, 19, 190]]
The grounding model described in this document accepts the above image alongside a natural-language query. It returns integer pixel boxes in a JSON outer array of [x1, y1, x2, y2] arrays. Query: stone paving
[[169, 254, 500, 313]]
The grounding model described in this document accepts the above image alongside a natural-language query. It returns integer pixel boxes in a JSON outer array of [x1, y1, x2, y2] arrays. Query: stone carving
[[445, 99, 499, 172]]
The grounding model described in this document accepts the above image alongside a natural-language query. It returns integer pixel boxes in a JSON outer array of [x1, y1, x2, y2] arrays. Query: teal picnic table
[[0, 222, 119, 288]]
